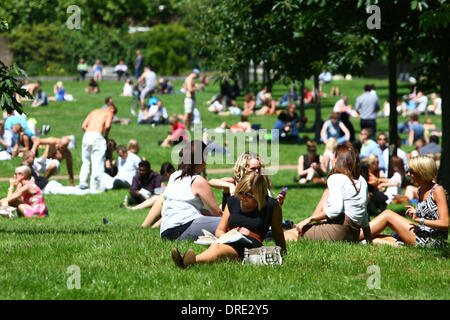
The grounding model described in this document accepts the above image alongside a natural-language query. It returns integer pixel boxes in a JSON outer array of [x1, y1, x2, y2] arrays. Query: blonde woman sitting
[[361, 156, 448, 246], [322, 138, 338, 174], [0, 166, 48, 218], [171, 172, 286, 268]]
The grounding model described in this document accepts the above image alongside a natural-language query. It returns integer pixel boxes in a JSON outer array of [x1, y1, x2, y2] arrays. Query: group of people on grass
[[153, 141, 448, 269], [1, 71, 447, 268]]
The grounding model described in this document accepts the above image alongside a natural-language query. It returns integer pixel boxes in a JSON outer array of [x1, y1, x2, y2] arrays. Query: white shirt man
[[103, 146, 141, 190]]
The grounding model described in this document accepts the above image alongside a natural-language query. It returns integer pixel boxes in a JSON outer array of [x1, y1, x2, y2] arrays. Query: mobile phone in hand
[[278, 187, 288, 197]]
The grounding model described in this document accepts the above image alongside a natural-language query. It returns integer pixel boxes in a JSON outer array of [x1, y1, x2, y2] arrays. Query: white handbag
[[242, 246, 283, 265]]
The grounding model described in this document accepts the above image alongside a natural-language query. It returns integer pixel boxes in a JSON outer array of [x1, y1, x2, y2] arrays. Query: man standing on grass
[[79, 104, 117, 191], [355, 84, 380, 140], [183, 69, 200, 130], [30, 135, 76, 186], [137, 66, 157, 109]]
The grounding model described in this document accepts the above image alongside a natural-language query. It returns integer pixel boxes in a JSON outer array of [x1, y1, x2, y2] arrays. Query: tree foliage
[[0, 18, 32, 113]]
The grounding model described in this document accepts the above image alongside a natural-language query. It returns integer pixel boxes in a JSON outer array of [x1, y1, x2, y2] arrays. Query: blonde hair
[[233, 151, 264, 182], [127, 139, 139, 154], [16, 165, 31, 179], [325, 138, 338, 153], [408, 156, 437, 182], [234, 172, 269, 211], [169, 113, 179, 124]]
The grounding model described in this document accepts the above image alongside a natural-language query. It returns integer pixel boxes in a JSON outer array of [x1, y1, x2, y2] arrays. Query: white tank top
[[160, 170, 204, 234]]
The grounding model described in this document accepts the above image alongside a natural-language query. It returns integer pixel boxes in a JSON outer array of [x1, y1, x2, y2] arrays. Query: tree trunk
[[253, 61, 258, 95], [388, 45, 398, 178], [437, 54, 449, 194], [288, 82, 294, 104], [299, 79, 306, 130], [313, 75, 322, 142], [266, 68, 272, 92]]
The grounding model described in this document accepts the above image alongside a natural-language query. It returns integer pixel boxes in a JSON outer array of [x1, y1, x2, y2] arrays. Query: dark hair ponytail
[[176, 140, 207, 181], [330, 142, 361, 194]]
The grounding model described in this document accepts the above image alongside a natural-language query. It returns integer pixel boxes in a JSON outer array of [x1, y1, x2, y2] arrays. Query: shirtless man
[[79, 104, 117, 191], [30, 135, 75, 185], [183, 69, 201, 129]]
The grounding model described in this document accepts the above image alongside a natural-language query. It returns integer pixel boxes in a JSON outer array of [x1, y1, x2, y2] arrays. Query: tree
[[194, 0, 376, 140], [0, 18, 32, 114], [416, 1, 450, 193]]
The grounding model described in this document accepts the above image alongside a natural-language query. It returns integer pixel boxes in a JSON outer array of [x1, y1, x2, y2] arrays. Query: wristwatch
[[420, 218, 425, 226]]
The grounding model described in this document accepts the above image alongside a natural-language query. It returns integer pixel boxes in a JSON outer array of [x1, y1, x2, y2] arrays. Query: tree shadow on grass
[[273, 182, 327, 190], [0, 227, 108, 235]]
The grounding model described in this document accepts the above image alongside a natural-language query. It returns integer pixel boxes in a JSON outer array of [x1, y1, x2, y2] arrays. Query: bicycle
[[129, 85, 142, 117]]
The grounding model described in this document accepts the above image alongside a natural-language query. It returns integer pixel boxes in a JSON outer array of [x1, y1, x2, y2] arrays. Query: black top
[[303, 153, 320, 170], [227, 195, 278, 241], [130, 171, 163, 197], [27, 164, 49, 190], [278, 111, 298, 123]]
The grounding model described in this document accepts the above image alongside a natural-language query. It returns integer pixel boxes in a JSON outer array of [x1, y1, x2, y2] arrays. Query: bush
[[5, 22, 191, 76], [128, 23, 189, 75], [5, 24, 66, 75]]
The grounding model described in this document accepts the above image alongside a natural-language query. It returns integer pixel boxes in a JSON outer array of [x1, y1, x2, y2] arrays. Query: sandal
[[182, 249, 196, 267], [171, 248, 184, 268]]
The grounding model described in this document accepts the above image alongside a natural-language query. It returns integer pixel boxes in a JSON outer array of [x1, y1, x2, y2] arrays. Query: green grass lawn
[[0, 78, 448, 300]]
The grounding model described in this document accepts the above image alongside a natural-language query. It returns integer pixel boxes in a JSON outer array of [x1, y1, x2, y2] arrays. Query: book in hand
[[195, 229, 253, 246]]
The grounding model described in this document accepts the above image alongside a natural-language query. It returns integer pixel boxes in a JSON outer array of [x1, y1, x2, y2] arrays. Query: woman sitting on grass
[[171, 171, 286, 268], [209, 151, 271, 210], [285, 143, 371, 243], [158, 141, 223, 241], [0, 166, 48, 218], [294, 141, 326, 184], [140, 151, 285, 229], [374, 156, 407, 205], [361, 156, 449, 247]]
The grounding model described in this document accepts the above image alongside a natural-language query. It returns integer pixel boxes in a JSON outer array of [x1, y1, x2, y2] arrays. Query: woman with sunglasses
[[171, 171, 286, 268], [361, 156, 448, 246], [208, 151, 282, 209], [285, 143, 372, 243], [0, 166, 47, 218]]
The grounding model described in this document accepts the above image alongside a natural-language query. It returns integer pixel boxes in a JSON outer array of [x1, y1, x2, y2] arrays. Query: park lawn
[[0, 170, 448, 300], [0, 78, 448, 300], [0, 77, 434, 177]]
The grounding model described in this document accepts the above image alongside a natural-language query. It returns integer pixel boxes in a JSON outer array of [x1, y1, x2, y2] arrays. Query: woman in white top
[[285, 143, 371, 242], [160, 140, 222, 240], [322, 137, 338, 174], [375, 156, 407, 204]]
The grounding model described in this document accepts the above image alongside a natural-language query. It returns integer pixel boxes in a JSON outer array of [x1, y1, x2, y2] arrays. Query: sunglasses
[[238, 191, 255, 199], [407, 169, 416, 175]]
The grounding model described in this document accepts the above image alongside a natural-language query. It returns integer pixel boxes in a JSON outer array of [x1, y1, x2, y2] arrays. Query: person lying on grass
[[171, 171, 286, 268], [0, 166, 48, 218], [360, 156, 449, 247], [285, 143, 372, 243]]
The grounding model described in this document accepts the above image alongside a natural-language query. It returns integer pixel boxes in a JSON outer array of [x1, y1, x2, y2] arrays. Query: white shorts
[[33, 157, 60, 175], [184, 97, 195, 114]]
